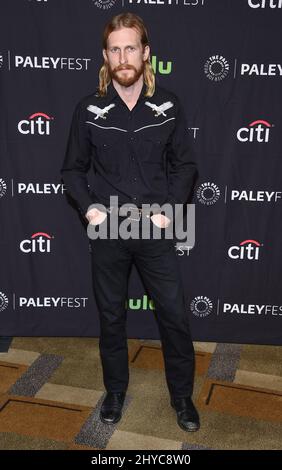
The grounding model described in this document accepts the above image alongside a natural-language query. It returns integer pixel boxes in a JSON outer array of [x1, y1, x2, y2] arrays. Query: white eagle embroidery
[[87, 104, 115, 120], [145, 100, 174, 117]]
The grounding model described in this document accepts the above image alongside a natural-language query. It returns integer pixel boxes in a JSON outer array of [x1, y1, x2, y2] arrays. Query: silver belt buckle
[[127, 206, 141, 221]]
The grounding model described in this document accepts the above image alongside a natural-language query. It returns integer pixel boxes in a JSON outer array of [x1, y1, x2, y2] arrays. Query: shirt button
[[132, 177, 137, 182], [133, 196, 137, 201], [130, 136, 134, 141], [131, 156, 135, 161]]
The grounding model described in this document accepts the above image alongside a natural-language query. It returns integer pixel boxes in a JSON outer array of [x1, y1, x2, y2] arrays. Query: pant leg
[[134, 234, 195, 398], [90, 230, 133, 393]]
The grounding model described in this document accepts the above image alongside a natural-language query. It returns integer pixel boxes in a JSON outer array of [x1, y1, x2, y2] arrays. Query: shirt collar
[[106, 80, 147, 104]]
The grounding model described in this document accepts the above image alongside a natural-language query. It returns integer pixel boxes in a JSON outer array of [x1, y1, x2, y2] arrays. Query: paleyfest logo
[[14, 55, 91, 71]]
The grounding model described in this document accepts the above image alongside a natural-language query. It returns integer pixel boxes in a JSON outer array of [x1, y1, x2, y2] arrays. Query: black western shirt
[[60, 81, 197, 216]]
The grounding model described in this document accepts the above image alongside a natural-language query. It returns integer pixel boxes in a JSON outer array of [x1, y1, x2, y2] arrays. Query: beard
[[108, 61, 145, 87]]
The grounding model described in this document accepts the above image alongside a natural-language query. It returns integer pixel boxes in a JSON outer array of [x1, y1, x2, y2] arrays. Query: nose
[[119, 49, 128, 65]]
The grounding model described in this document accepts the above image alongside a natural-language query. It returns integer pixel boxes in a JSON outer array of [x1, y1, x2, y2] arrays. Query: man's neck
[[112, 76, 144, 109]]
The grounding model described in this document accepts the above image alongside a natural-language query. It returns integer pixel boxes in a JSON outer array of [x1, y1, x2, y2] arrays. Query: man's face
[[103, 27, 150, 87]]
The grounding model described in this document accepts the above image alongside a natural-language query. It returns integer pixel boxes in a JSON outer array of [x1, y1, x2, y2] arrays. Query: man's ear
[[143, 45, 150, 62], [102, 49, 108, 63]]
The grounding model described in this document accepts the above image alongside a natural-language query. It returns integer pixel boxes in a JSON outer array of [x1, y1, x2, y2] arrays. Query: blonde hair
[[97, 12, 155, 98]]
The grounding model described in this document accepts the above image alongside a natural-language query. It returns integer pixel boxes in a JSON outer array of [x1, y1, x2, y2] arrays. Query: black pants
[[89, 215, 195, 399]]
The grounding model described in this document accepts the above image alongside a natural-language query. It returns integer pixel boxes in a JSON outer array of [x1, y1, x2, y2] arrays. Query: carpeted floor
[[0, 338, 281, 450]]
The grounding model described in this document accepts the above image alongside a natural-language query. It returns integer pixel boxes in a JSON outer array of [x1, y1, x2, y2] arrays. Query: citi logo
[[151, 55, 172, 75], [20, 232, 54, 253], [237, 119, 273, 143], [248, 0, 282, 8], [0, 291, 9, 312], [18, 112, 53, 135], [0, 178, 7, 198], [228, 240, 262, 260]]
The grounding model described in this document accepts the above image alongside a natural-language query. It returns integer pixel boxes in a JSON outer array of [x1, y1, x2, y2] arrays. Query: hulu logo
[[125, 294, 155, 310], [151, 55, 172, 75]]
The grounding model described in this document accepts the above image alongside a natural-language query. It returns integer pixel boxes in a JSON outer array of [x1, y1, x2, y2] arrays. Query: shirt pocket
[[140, 135, 166, 164], [94, 135, 124, 175], [136, 119, 175, 164]]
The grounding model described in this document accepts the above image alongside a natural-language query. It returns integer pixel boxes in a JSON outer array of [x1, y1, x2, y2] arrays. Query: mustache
[[115, 65, 136, 71]]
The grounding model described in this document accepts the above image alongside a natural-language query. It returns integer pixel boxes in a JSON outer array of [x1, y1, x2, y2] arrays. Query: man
[[60, 12, 199, 432]]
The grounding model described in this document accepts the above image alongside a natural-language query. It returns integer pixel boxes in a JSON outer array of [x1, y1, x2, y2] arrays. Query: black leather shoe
[[171, 396, 200, 432], [100, 391, 126, 425]]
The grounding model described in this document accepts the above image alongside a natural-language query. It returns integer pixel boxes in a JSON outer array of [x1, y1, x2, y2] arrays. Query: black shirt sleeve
[[60, 101, 93, 216]]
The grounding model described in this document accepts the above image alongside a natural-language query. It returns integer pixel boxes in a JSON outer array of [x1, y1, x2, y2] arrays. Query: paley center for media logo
[[196, 182, 282, 205], [92, 0, 117, 9], [228, 239, 263, 261], [0, 178, 7, 198], [197, 182, 221, 205], [237, 119, 274, 143], [204, 55, 230, 82], [189, 296, 282, 318], [190, 296, 213, 318], [0, 292, 9, 312], [205, 54, 282, 81], [19, 232, 54, 253]]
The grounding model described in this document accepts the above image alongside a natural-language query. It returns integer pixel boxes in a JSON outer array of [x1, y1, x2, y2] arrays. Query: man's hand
[[150, 213, 171, 228], [85, 208, 107, 225]]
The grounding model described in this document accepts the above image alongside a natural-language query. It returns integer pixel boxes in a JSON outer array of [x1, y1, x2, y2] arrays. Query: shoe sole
[[100, 414, 122, 425], [177, 419, 200, 432]]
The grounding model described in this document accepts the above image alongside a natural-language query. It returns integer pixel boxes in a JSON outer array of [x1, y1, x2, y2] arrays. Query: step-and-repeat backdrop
[[0, 0, 281, 345]]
